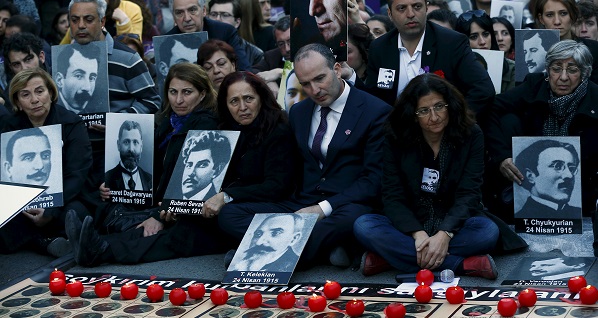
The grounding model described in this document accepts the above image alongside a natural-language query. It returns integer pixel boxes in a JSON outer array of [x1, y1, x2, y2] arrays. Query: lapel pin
[[345, 130, 351, 135], [426, 51, 431, 55]]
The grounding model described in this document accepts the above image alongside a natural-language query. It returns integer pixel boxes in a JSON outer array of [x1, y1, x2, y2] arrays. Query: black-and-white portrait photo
[[447, 0, 472, 16], [290, 0, 347, 61], [376, 68, 395, 90], [490, 0, 523, 29], [461, 305, 492, 316], [208, 307, 240, 318], [104, 113, 154, 199], [153, 32, 208, 97], [163, 130, 239, 202], [515, 29, 560, 82], [506, 256, 593, 281], [534, 306, 567, 316], [513, 137, 582, 219], [472, 49, 504, 93], [1, 125, 63, 197], [228, 213, 317, 272], [51, 42, 109, 115]]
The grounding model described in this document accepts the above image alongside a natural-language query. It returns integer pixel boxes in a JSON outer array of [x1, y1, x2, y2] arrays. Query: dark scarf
[[420, 136, 450, 236], [159, 112, 191, 150], [543, 78, 588, 136]]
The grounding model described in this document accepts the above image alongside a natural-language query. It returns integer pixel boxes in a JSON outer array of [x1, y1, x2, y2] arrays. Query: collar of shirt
[[315, 79, 350, 115], [397, 30, 425, 56], [396, 31, 425, 96], [530, 195, 560, 211]]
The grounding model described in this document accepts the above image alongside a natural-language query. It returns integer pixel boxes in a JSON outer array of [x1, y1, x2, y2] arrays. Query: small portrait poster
[[290, 0, 347, 61], [514, 29, 559, 82], [0, 182, 46, 228], [490, 0, 524, 29], [1, 124, 64, 210], [472, 49, 504, 94], [446, 0, 472, 16], [104, 113, 155, 207], [223, 213, 318, 285], [154, 32, 208, 97], [51, 41, 109, 126], [513, 136, 582, 234], [502, 256, 594, 286], [163, 130, 240, 214]]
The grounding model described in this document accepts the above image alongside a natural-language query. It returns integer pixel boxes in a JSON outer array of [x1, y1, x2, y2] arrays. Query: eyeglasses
[[174, 6, 200, 19], [549, 65, 580, 76], [208, 11, 234, 19], [548, 160, 578, 175], [415, 103, 448, 117], [276, 39, 291, 49], [458, 10, 486, 22]]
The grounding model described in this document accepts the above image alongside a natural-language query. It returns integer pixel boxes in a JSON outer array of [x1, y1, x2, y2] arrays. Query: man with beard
[[55, 45, 99, 114], [515, 140, 582, 218], [105, 120, 152, 191], [230, 214, 302, 271]]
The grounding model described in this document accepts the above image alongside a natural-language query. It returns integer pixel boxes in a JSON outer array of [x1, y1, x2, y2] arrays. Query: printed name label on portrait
[[164, 199, 204, 215], [22, 193, 64, 211], [80, 113, 106, 127], [222, 271, 287, 285], [515, 218, 581, 234], [110, 190, 153, 206]]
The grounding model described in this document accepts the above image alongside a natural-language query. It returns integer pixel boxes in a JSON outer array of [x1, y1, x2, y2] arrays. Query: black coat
[[487, 72, 598, 215], [3, 105, 92, 222]]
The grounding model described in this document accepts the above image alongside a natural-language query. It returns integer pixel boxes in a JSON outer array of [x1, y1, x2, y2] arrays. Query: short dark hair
[[159, 36, 197, 64], [348, 23, 374, 66], [56, 45, 99, 77], [0, 1, 19, 17], [491, 17, 515, 54], [197, 39, 238, 69], [118, 120, 143, 141], [3, 32, 44, 77], [500, 4, 515, 13], [295, 43, 335, 69], [456, 10, 499, 50], [387, 73, 476, 145], [6, 15, 37, 36], [5, 127, 49, 164], [427, 9, 458, 29], [522, 31, 552, 51], [274, 14, 290, 32], [181, 130, 231, 177], [515, 140, 579, 191], [534, 0, 579, 25], [577, 1, 598, 21], [426, 0, 449, 10], [366, 14, 395, 33], [208, 0, 241, 18]]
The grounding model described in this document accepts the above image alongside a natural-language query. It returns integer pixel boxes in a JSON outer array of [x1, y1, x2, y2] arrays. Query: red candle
[[169, 288, 187, 306], [518, 289, 537, 307], [49, 278, 66, 295], [94, 282, 112, 298], [244, 291, 262, 308], [188, 283, 206, 300], [308, 294, 326, 312], [580, 285, 598, 305], [323, 281, 341, 299], [120, 283, 139, 300], [346, 299, 365, 317], [384, 303, 406, 318], [146, 284, 164, 302], [568, 276, 588, 293], [66, 280, 84, 297], [414, 284, 433, 303], [445, 286, 464, 304], [497, 298, 517, 317], [210, 288, 229, 305], [416, 269, 434, 286], [50, 269, 66, 282], [276, 292, 296, 309]]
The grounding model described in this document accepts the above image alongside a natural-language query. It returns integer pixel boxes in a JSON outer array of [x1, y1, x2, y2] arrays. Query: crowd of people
[[0, 0, 597, 280]]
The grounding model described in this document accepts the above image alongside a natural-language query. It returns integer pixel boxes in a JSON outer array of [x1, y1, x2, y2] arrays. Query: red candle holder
[[568, 276, 587, 293], [66, 280, 84, 297], [50, 269, 66, 282], [146, 284, 164, 302], [518, 289, 537, 307], [49, 278, 66, 295], [323, 281, 341, 299], [416, 269, 434, 286], [188, 283, 206, 300], [94, 282, 112, 298], [120, 283, 139, 300], [244, 291, 262, 308], [308, 294, 326, 312], [210, 288, 229, 305], [414, 284, 433, 303], [497, 298, 517, 317], [445, 286, 464, 304], [384, 303, 406, 318], [277, 292, 296, 309], [346, 299, 365, 317], [580, 285, 598, 305], [169, 288, 187, 306]]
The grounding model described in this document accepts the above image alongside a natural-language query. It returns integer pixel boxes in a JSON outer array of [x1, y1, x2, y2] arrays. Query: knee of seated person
[[353, 214, 381, 233]]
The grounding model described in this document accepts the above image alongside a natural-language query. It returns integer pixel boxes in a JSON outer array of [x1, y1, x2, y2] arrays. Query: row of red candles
[[49, 269, 598, 318]]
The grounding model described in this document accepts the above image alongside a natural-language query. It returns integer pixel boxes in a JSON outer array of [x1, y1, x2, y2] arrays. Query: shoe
[[65, 210, 82, 259], [224, 249, 236, 269], [361, 252, 392, 276], [77, 216, 108, 267], [329, 246, 351, 268], [46, 237, 72, 258], [462, 254, 498, 280]]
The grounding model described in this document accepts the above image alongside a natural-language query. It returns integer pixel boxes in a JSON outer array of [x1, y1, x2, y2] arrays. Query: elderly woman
[[534, 0, 598, 83], [0, 68, 92, 256], [456, 10, 515, 93], [486, 41, 598, 245], [354, 73, 500, 278], [200, 71, 297, 219], [67, 63, 228, 266], [197, 39, 238, 91]]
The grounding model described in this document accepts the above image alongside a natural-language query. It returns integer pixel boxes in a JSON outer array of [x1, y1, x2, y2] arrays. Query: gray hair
[[546, 40, 593, 79], [68, 0, 107, 20], [169, 0, 206, 12]]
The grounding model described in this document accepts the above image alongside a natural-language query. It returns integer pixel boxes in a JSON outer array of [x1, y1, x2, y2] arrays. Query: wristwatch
[[444, 231, 454, 239], [222, 192, 233, 204]]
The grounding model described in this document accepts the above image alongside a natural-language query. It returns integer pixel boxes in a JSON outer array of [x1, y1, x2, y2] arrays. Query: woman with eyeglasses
[[492, 17, 515, 60], [486, 41, 598, 233], [534, 0, 598, 83], [354, 73, 502, 278], [197, 39, 238, 91], [456, 10, 515, 93]]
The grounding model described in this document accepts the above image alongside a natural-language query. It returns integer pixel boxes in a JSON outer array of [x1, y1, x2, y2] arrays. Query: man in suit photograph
[[105, 120, 152, 192], [3, 127, 51, 186], [230, 213, 303, 272], [515, 139, 581, 218], [365, 0, 494, 112], [219, 43, 392, 269], [55, 45, 99, 115], [180, 130, 230, 201]]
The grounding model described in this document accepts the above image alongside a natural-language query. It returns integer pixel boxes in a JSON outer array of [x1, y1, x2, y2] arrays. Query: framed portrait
[[472, 49, 504, 94], [514, 29, 559, 82], [490, 1, 524, 29]]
